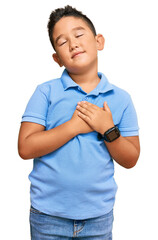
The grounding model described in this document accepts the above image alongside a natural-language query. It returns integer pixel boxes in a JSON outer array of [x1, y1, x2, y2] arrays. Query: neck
[[68, 65, 100, 87]]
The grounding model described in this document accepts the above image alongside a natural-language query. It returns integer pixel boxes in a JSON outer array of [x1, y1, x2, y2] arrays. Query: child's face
[[52, 16, 104, 74]]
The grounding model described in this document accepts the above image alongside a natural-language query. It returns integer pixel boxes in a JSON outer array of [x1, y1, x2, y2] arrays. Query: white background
[[1, 0, 158, 239]]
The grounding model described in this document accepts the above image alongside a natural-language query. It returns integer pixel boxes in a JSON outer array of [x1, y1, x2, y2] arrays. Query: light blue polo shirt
[[22, 69, 139, 219]]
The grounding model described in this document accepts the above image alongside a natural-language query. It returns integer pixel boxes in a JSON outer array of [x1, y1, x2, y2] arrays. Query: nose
[[69, 38, 79, 51]]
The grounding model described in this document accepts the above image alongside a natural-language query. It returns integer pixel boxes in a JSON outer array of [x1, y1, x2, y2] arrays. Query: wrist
[[99, 124, 115, 135], [98, 125, 120, 142], [68, 119, 80, 137]]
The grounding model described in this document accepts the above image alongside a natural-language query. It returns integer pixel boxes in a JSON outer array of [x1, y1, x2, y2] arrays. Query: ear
[[95, 34, 105, 51], [52, 53, 64, 67]]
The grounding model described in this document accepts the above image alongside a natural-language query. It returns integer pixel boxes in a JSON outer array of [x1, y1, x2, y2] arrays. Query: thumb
[[103, 101, 111, 112]]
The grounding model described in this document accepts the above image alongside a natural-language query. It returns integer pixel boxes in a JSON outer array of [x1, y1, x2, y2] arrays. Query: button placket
[[84, 96, 88, 101]]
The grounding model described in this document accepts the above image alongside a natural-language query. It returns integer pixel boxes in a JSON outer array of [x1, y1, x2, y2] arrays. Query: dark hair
[[47, 5, 97, 50]]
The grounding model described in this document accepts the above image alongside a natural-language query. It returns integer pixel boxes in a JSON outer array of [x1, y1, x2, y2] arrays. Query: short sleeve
[[118, 95, 139, 137], [21, 85, 49, 127]]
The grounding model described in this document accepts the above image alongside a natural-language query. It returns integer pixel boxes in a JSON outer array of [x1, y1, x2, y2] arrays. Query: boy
[[18, 5, 140, 240]]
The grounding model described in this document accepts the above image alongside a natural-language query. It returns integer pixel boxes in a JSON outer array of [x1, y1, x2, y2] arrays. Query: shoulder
[[111, 83, 132, 103], [112, 83, 130, 97], [38, 77, 61, 89], [106, 83, 134, 113], [35, 77, 61, 97]]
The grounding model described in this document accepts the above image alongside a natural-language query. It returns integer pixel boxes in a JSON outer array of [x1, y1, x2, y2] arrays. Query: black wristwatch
[[98, 126, 120, 142]]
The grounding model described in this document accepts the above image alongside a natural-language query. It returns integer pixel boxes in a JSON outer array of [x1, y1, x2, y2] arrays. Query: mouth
[[71, 51, 85, 59]]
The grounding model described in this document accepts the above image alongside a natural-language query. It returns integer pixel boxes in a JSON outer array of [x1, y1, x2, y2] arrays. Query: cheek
[[57, 50, 69, 64], [86, 44, 98, 58], [82, 38, 97, 53]]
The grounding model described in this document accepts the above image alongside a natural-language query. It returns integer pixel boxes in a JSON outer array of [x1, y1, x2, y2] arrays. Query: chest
[[46, 89, 123, 130]]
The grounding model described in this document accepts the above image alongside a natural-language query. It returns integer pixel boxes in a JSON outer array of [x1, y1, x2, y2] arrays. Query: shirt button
[[84, 97, 88, 101]]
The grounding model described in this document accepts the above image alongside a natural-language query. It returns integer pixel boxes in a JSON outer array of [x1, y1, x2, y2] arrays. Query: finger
[[78, 101, 98, 111], [77, 111, 91, 124], [77, 102, 94, 114], [103, 101, 111, 112], [76, 104, 93, 116]]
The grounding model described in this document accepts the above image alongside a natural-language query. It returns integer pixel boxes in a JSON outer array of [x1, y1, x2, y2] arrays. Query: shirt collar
[[60, 69, 114, 96]]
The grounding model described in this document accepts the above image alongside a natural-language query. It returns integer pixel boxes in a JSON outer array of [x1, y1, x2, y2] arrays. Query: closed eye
[[59, 41, 67, 46], [76, 34, 84, 38]]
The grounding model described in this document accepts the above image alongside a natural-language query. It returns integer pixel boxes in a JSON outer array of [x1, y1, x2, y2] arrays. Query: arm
[[76, 101, 140, 168], [105, 135, 140, 168], [18, 109, 93, 160], [18, 121, 75, 160]]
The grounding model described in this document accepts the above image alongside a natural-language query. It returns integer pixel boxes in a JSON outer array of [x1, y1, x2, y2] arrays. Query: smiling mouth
[[72, 51, 85, 58]]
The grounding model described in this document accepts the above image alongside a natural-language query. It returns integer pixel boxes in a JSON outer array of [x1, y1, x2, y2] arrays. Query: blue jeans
[[30, 206, 113, 239]]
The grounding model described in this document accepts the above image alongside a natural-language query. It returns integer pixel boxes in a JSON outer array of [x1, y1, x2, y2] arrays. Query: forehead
[[53, 16, 91, 37]]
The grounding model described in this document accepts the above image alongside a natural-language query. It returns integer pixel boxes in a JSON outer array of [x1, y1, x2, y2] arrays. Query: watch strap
[[97, 126, 120, 142]]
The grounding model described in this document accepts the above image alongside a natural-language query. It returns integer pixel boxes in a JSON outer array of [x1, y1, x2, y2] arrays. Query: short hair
[[47, 5, 97, 50]]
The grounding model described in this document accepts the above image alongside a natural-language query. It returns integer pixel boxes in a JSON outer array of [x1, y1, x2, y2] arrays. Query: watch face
[[105, 127, 120, 142], [108, 129, 119, 141]]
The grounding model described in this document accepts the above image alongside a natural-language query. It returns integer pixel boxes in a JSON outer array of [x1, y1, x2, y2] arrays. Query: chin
[[67, 65, 89, 75], [67, 61, 95, 74]]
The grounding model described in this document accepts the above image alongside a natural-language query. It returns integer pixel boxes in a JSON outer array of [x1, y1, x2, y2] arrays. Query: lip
[[71, 51, 85, 59]]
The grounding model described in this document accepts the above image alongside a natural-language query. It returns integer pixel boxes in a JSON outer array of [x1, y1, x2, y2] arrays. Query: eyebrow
[[55, 26, 85, 44]]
